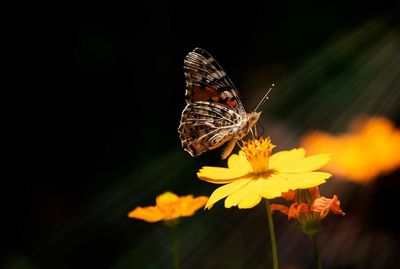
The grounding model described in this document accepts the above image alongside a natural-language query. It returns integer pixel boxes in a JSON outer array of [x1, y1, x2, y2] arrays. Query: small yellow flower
[[198, 137, 331, 209], [128, 192, 208, 223]]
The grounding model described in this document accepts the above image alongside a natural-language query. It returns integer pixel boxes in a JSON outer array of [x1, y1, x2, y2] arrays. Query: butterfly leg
[[249, 128, 263, 150], [257, 121, 265, 137], [221, 139, 237, 159], [253, 124, 259, 137], [236, 140, 244, 151], [250, 128, 256, 140]]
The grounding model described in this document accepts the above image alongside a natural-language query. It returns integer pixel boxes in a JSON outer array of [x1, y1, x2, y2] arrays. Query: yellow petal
[[279, 172, 332, 189], [269, 148, 306, 169], [156, 192, 179, 205], [190, 196, 209, 209], [228, 152, 253, 172], [258, 174, 291, 199], [205, 178, 251, 209], [272, 151, 330, 173], [238, 194, 262, 209], [224, 179, 261, 209], [179, 196, 208, 216], [197, 166, 250, 184], [237, 180, 263, 209], [128, 206, 164, 222]]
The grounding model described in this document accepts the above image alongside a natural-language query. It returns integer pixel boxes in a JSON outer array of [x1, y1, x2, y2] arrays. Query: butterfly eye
[[210, 138, 218, 145]]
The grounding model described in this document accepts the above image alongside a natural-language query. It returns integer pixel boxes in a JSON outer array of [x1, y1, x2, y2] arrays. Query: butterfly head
[[249, 111, 261, 124]]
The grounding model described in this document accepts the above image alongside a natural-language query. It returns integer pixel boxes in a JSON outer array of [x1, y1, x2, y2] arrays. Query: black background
[[4, 1, 400, 268]]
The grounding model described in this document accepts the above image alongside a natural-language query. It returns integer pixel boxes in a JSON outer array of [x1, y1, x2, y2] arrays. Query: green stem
[[309, 234, 322, 269], [265, 199, 278, 269], [169, 224, 180, 269]]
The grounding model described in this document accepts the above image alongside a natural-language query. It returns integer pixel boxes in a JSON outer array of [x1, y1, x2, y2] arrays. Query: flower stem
[[309, 234, 322, 269], [265, 199, 278, 269], [169, 224, 180, 269]]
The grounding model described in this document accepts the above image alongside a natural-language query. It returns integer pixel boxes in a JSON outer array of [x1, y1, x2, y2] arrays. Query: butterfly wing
[[178, 101, 243, 157], [183, 48, 247, 115]]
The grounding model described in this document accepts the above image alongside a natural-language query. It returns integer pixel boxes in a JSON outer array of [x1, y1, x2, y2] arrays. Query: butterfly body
[[178, 48, 261, 159]]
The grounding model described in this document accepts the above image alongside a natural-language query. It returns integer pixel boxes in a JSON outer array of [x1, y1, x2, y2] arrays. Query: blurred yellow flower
[[301, 116, 400, 183], [198, 137, 332, 209], [128, 192, 208, 223]]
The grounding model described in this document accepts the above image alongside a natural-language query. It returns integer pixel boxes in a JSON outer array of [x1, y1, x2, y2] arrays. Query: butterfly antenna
[[236, 140, 243, 151], [253, 84, 275, 112], [250, 128, 255, 140]]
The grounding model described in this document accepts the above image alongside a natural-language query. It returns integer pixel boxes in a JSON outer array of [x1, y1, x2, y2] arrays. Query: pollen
[[242, 137, 275, 174]]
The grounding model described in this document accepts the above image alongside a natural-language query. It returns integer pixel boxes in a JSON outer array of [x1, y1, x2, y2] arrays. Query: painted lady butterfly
[[178, 48, 264, 159]]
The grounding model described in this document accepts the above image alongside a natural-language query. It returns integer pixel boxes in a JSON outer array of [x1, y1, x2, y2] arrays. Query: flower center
[[242, 137, 275, 174], [156, 192, 179, 204]]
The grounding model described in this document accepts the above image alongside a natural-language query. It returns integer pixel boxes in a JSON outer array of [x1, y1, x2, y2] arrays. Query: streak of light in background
[[115, 17, 400, 269], [251, 17, 399, 269], [21, 18, 399, 269]]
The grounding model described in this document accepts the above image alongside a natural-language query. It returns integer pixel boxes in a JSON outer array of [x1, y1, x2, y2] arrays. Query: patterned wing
[[184, 48, 247, 116], [178, 101, 243, 157]]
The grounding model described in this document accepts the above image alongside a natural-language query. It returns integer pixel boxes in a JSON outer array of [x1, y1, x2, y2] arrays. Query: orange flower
[[287, 203, 310, 219], [271, 188, 344, 235], [128, 192, 208, 223], [301, 116, 400, 183], [313, 195, 344, 219]]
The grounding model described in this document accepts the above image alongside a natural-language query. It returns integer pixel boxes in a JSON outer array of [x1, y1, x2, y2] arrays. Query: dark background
[[5, 1, 400, 268]]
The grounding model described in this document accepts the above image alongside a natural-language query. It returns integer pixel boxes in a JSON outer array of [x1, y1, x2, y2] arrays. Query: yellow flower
[[128, 192, 208, 223], [198, 137, 331, 209], [301, 116, 400, 183]]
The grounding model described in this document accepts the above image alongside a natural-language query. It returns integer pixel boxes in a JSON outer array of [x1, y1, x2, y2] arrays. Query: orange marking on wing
[[191, 85, 219, 101]]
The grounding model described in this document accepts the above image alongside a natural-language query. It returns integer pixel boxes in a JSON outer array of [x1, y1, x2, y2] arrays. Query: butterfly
[[178, 48, 267, 159]]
